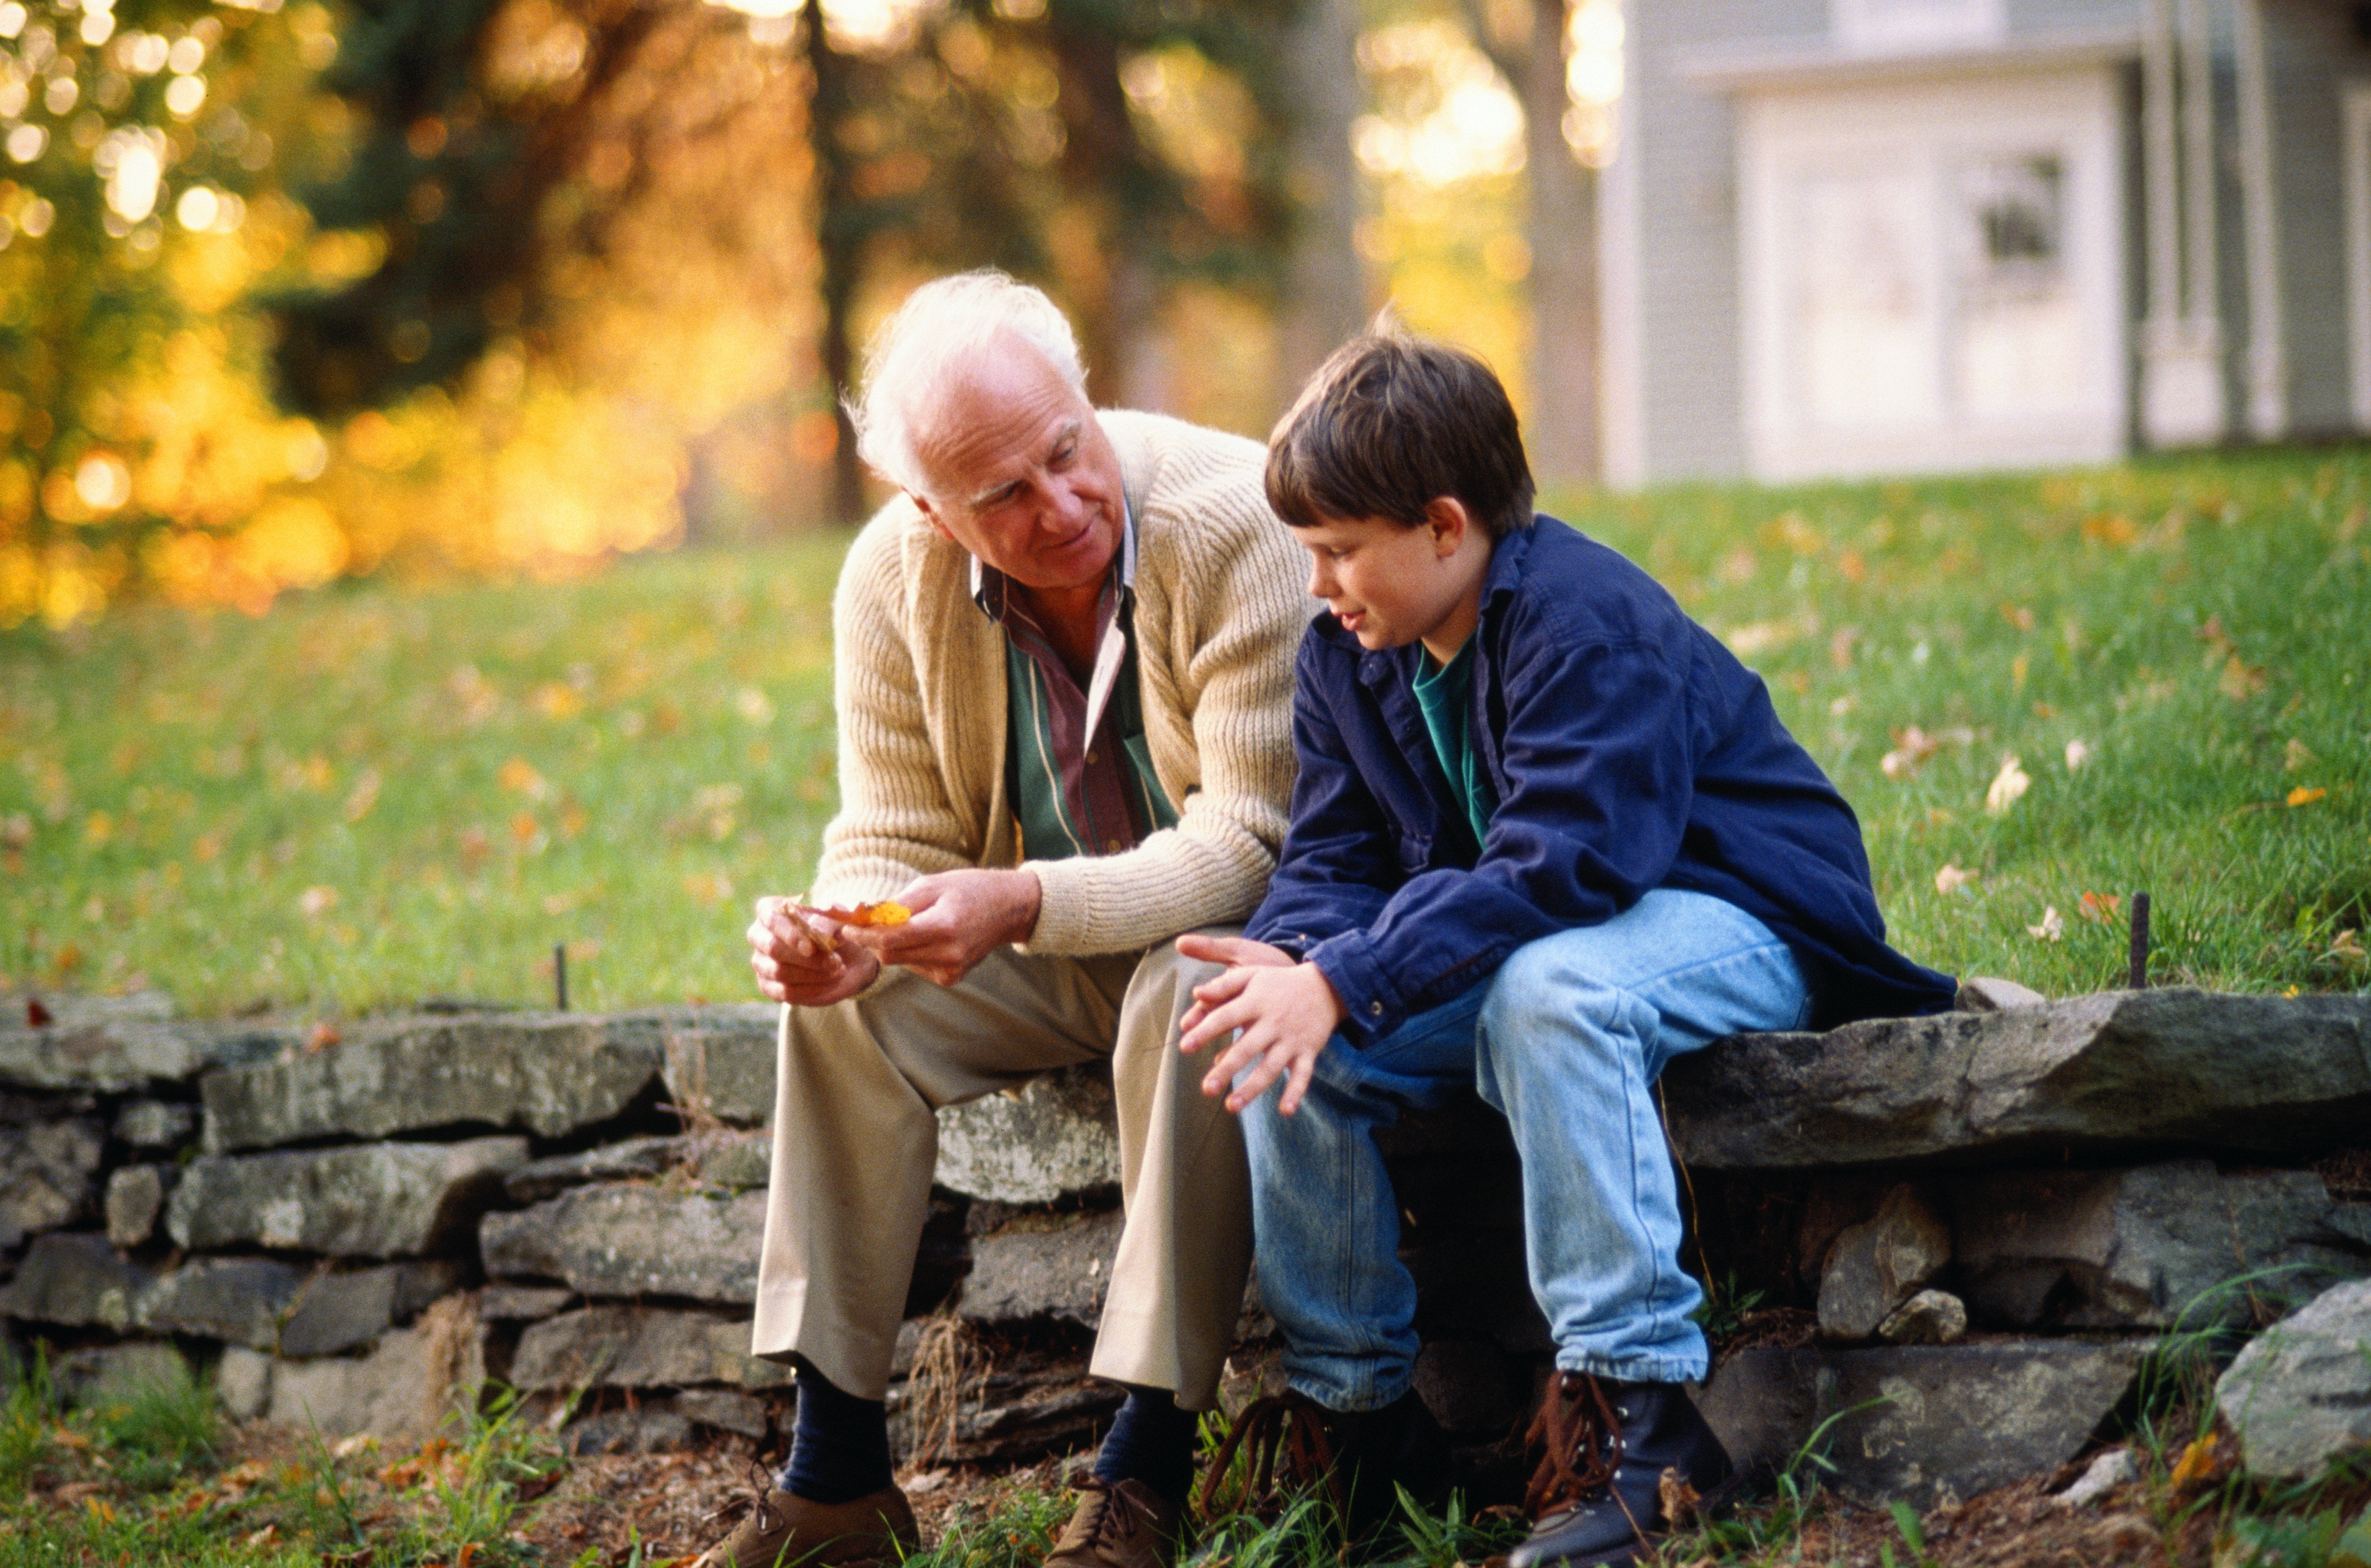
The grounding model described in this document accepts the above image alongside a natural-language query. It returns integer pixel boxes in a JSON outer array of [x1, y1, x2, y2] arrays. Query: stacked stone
[[4, 984, 2368, 1506]]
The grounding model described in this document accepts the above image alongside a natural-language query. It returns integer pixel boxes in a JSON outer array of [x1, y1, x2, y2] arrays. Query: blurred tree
[[1460, 0, 1596, 484], [1271, 0, 1364, 399], [0, 0, 349, 624]]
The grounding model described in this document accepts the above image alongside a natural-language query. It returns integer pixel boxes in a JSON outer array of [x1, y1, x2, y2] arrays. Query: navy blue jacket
[[1245, 516, 1957, 1042]]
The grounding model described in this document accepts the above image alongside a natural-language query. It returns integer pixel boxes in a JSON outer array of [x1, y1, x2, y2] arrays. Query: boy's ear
[[1423, 495, 1475, 558]]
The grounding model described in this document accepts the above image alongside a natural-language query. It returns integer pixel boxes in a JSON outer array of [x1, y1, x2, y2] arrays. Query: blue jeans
[[1240, 889, 1810, 1410]]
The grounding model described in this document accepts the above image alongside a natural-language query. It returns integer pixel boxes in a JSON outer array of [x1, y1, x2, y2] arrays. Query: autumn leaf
[[2218, 656, 2268, 701], [2288, 786, 2327, 808], [2327, 930, 2367, 967], [1985, 754, 2031, 815], [2027, 906, 2064, 942], [299, 886, 339, 917], [305, 1022, 341, 1053], [1934, 863, 1979, 895], [1999, 603, 2035, 632], [1881, 725, 1970, 780], [498, 756, 550, 800], [2284, 738, 2314, 772], [2167, 1435, 2226, 1492], [813, 901, 912, 927], [2077, 892, 2123, 924], [532, 682, 583, 719], [1657, 1465, 1704, 1525], [342, 769, 381, 823], [2064, 739, 2094, 772], [736, 686, 776, 724]]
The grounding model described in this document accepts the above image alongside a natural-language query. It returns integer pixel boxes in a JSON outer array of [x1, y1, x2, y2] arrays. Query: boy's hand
[[1174, 933, 1293, 1035], [1177, 952, 1347, 1117]]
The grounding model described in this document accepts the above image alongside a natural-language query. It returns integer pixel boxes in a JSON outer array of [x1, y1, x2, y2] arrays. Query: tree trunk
[[1516, 0, 1599, 487], [1048, 14, 1164, 408], [1272, 0, 1369, 414], [806, 0, 869, 523]]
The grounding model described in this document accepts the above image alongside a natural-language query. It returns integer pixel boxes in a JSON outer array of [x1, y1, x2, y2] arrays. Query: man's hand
[[1174, 936, 1346, 1117], [748, 897, 881, 1007], [838, 868, 1041, 987]]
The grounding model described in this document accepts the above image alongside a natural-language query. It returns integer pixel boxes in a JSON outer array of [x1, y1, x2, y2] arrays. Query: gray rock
[[137, 1256, 305, 1348], [1664, 989, 2371, 1169], [1817, 1185, 1950, 1342], [1699, 1338, 2150, 1505], [705, 1319, 795, 1390], [564, 1405, 695, 1454], [216, 1345, 273, 1421], [2216, 1278, 2371, 1480], [0, 1232, 152, 1328], [1876, 1289, 1968, 1346], [480, 1284, 576, 1322], [200, 1014, 671, 1153], [281, 1262, 464, 1358], [503, 1133, 771, 1203], [2054, 1446, 2138, 1509], [480, 1185, 765, 1304], [511, 1305, 733, 1390], [113, 1099, 197, 1150], [1956, 976, 2048, 1012], [938, 1067, 1121, 1205], [168, 1137, 529, 1257], [0, 1013, 292, 1094], [960, 1210, 1124, 1328], [658, 1011, 780, 1125], [676, 1387, 770, 1439], [505, 1138, 682, 1203], [56, 1340, 191, 1409], [104, 1164, 169, 1247], [266, 1295, 485, 1444], [1950, 1160, 2370, 1330], [889, 1347, 1125, 1467], [0, 1117, 103, 1250]]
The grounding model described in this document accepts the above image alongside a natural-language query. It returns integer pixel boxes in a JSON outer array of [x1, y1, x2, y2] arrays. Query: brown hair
[[1265, 327, 1536, 540]]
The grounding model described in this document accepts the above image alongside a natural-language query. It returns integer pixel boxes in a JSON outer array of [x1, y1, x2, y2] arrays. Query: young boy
[[1176, 331, 1955, 1568]]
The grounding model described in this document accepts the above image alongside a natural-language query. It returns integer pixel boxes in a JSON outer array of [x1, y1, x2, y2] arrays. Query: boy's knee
[[1478, 933, 1652, 1061]]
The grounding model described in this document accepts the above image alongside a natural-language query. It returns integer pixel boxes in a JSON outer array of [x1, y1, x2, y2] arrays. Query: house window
[[1830, 0, 2003, 53], [1954, 155, 2085, 418]]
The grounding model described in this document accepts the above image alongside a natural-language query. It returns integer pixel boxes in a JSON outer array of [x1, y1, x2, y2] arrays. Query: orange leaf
[[812, 901, 911, 927], [2077, 892, 2123, 924], [2287, 786, 2326, 807], [2168, 1436, 2220, 1490]]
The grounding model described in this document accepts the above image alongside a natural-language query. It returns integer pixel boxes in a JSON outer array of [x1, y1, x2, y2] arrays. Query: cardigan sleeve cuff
[[1306, 931, 1405, 1047]]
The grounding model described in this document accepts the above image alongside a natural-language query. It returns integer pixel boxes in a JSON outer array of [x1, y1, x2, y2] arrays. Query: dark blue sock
[[1093, 1385, 1198, 1505], [778, 1366, 894, 1504]]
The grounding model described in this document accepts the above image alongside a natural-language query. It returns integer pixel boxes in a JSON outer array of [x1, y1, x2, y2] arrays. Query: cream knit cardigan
[[811, 409, 1312, 955]]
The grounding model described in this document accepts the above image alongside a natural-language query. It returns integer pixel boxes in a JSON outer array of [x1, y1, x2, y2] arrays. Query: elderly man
[[697, 272, 1308, 1568]]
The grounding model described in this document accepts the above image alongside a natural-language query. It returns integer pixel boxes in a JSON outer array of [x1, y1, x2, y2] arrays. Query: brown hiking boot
[[692, 1480, 918, 1568], [1043, 1478, 1181, 1568]]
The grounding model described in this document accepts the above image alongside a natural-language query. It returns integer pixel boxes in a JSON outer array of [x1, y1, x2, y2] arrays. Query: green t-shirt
[[1412, 639, 1497, 850]]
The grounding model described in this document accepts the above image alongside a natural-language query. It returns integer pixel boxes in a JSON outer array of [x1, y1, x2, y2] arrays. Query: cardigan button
[[1369, 1001, 1383, 1016]]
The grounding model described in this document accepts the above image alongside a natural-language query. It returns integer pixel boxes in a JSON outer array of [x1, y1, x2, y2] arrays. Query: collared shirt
[[973, 514, 1179, 860], [1411, 638, 1496, 851]]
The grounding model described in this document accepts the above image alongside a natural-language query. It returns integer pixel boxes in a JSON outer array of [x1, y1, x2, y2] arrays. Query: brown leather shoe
[[1043, 1478, 1181, 1568], [693, 1481, 919, 1568]]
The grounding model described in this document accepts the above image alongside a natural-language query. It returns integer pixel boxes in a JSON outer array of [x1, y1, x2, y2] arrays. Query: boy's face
[[1291, 502, 1487, 655]]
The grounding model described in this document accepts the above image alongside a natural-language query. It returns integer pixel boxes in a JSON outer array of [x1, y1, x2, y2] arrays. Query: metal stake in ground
[[2128, 893, 2151, 990], [554, 942, 569, 1012]]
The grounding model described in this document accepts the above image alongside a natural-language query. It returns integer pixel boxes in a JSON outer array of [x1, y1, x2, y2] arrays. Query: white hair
[[848, 270, 1088, 497]]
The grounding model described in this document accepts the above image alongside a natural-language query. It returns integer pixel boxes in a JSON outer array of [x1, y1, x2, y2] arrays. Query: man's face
[[909, 339, 1125, 596]]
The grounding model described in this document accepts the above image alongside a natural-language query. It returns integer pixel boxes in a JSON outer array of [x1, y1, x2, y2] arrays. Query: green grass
[[1, 448, 2366, 1015]]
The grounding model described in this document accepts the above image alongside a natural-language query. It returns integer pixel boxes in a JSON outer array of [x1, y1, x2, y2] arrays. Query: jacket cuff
[[1307, 931, 1404, 1046]]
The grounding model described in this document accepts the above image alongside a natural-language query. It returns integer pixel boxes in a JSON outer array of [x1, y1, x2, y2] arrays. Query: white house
[[1600, 0, 2371, 482]]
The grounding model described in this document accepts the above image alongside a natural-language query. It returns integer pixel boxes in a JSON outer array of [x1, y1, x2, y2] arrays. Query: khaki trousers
[[750, 935, 1253, 1410]]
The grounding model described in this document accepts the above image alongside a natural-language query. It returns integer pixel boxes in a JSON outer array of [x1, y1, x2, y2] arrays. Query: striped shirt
[[973, 515, 1179, 861]]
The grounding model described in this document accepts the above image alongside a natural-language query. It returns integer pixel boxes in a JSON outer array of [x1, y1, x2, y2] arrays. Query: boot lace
[[1197, 1392, 1345, 1521], [1522, 1372, 1625, 1519], [1066, 1478, 1144, 1556]]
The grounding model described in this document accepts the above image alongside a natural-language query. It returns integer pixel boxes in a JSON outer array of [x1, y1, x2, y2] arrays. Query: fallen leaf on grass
[[1881, 725, 1972, 780], [2328, 930, 2367, 967], [343, 769, 381, 823], [305, 1022, 341, 1053], [1985, 754, 2031, 815], [498, 756, 549, 800], [2285, 738, 2314, 772], [2028, 907, 2065, 942], [2078, 892, 2123, 924], [2219, 657, 2269, 701], [2167, 1434, 2229, 1493], [2064, 739, 2093, 771], [2289, 786, 2327, 807], [1934, 863, 1979, 895], [299, 886, 339, 918], [1658, 1466, 1704, 1525]]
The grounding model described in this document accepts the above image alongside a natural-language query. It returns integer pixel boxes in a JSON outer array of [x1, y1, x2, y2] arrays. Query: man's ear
[[1424, 496, 1474, 559], [910, 491, 957, 543]]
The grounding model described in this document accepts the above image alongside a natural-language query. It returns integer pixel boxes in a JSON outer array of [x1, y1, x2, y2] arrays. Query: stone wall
[[3, 985, 2368, 1499]]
